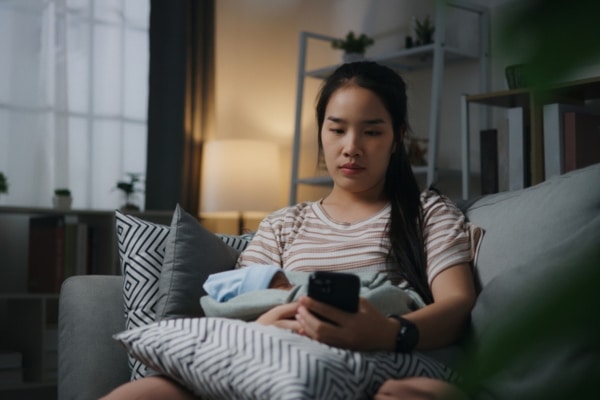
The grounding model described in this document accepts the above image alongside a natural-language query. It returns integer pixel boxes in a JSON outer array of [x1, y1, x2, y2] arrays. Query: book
[[0, 351, 22, 369], [507, 107, 530, 190], [27, 215, 66, 293], [63, 216, 79, 281], [75, 222, 91, 275], [495, 118, 509, 192], [480, 129, 499, 195], [563, 111, 600, 172], [543, 103, 593, 179], [45, 326, 58, 352], [0, 368, 23, 385]]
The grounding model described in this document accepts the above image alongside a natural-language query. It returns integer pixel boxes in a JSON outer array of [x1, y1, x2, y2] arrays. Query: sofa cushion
[[114, 317, 460, 399], [459, 163, 600, 399], [155, 205, 244, 319], [115, 211, 169, 380], [465, 163, 600, 288], [460, 245, 600, 399]]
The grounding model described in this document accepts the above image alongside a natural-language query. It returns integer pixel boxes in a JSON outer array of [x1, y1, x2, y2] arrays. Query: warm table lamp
[[200, 139, 281, 233]]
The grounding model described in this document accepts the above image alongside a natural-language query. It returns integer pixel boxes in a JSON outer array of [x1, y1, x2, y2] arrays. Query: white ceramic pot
[[343, 53, 364, 63], [53, 195, 72, 210]]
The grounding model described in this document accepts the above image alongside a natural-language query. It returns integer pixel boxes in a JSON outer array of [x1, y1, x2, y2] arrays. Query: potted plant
[[116, 173, 144, 211], [53, 188, 72, 210], [414, 15, 435, 46], [331, 31, 375, 63]]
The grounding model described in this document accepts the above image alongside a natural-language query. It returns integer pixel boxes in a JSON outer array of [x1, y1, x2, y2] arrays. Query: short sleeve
[[421, 190, 483, 285], [235, 210, 286, 268]]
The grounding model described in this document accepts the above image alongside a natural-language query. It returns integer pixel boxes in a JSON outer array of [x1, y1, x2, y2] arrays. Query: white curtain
[[0, 0, 149, 210]]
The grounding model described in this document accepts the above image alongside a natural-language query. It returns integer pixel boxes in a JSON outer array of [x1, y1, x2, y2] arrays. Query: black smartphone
[[307, 271, 360, 314]]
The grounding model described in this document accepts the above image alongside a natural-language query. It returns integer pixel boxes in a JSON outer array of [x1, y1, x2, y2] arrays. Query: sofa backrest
[[464, 162, 600, 289]]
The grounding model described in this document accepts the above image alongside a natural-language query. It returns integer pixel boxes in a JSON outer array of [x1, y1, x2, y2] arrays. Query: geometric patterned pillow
[[114, 317, 461, 399], [115, 209, 255, 381], [115, 210, 170, 380], [216, 233, 255, 252]]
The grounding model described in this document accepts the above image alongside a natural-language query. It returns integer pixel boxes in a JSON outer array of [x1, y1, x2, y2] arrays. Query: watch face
[[397, 318, 418, 353]]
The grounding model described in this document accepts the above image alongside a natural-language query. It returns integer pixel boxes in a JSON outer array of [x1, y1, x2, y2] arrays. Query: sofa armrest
[[58, 275, 129, 400]]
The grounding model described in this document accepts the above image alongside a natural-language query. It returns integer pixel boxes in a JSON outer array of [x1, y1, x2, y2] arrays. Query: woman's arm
[[400, 262, 476, 349], [295, 262, 476, 351]]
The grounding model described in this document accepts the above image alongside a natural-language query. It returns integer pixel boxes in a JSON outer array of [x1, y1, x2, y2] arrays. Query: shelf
[[306, 44, 478, 79], [0, 206, 172, 218], [296, 176, 333, 186], [461, 75, 600, 199], [0, 293, 59, 300], [0, 380, 56, 391], [0, 208, 173, 392], [290, 2, 490, 204], [294, 165, 429, 188]]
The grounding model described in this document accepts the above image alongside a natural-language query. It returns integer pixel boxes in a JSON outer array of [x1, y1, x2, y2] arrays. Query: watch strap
[[387, 314, 419, 353]]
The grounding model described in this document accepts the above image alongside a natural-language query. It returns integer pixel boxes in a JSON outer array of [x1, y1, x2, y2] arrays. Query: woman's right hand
[[256, 302, 302, 333]]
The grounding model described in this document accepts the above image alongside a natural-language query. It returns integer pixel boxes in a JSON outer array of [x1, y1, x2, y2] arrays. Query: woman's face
[[320, 85, 396, 198]]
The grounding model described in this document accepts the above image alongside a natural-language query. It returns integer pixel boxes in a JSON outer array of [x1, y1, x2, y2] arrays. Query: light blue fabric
[[201, 271, 423, 321], [203, 265, 281, 302]]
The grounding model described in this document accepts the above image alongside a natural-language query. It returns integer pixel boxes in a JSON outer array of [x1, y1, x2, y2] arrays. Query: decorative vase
[[343, 53, 364, 63], [53, 195, 72, 210]]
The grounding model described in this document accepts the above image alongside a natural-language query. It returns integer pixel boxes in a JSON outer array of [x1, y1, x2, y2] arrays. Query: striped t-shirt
[[236, 190, 483, 286]]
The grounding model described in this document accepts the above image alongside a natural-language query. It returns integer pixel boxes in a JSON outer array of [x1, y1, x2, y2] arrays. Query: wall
[[215, 0, 498, 206]]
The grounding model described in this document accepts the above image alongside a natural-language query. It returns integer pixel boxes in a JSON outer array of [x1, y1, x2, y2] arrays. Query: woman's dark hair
[[315, 61, 433, 304]]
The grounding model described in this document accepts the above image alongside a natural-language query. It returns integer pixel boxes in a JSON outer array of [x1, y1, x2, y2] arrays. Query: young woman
[[102, 61, 482, 400]]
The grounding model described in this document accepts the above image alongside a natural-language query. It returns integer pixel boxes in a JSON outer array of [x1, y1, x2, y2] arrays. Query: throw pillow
[[154, 204, 246, 320], [115, 210, 170, 380], [217, 232, 255, 252], [114, 317, 460, 399]]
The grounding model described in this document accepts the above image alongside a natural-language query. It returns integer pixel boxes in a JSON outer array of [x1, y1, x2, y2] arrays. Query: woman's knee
[[100, 376, 197, 400], [375, 377, 468, 400]]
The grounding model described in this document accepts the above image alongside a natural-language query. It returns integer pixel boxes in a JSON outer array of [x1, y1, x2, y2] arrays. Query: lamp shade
[[200, 139, 281, 213]]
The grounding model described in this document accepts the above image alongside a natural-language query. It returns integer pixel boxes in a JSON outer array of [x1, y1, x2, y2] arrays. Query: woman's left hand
[[256, 302, 302, 333], [295, 296, 397, 351]]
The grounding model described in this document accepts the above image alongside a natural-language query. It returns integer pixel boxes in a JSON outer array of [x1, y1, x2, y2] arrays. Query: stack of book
[[27, 215, 93, 293], [479, 107, 531, 195], [0, 351, 23, 386], [543, 103, 600, 179]]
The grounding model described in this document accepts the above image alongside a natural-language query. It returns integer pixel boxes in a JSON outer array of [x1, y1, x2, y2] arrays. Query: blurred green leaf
[[498, 0, 600, 88]]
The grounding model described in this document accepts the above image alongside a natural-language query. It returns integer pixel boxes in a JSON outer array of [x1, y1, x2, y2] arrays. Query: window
[[0, 0, 149, 210]]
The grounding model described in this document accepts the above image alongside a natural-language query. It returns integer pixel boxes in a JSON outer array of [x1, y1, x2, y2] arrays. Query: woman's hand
[[256, 302, 303, 333], [295, 296, 398, 351]]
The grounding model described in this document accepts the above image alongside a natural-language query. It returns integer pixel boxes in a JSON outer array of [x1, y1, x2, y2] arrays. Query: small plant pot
[[343, 53, 364, 63], [120, 203, 140, 212], [53, 195, 72, 210]]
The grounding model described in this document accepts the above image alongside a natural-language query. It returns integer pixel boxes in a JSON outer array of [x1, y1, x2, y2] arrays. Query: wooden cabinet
[[0, 207, 171, 398], [460, 76, 600, 199]]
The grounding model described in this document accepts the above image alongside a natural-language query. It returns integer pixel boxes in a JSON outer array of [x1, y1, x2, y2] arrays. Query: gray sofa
[[58, 163, 600, 400]]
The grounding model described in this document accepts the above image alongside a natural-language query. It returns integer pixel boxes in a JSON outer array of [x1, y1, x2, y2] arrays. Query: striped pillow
[[115, 209, 253, 380], [114, 317, 460, 398]]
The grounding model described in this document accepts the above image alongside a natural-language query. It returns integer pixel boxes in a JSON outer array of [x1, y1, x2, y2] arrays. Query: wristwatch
[[387, 314, 419, 353]]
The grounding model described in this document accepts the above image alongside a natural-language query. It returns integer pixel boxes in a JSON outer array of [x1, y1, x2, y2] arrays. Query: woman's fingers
[[295, 297, 353, 346], [298, 296, 347, 324], [256, 302, 299, 325], [297, 297, 397, 351]]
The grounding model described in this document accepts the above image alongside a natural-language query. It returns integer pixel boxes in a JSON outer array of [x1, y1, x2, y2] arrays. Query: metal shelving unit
[[289, 0, 490, 204]]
